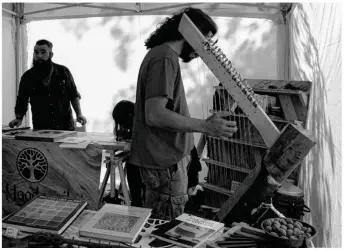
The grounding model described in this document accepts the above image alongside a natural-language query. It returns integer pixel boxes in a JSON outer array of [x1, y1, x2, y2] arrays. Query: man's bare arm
[[145, 97, 237, 139], [71, 97, 87, 125]]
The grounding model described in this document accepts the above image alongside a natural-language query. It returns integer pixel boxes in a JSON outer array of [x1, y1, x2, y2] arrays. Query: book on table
[[2, 194, 87, 235], [14, 129, 77, 142], [151, 213, 225, 248], [79, 203, 152, 243], [2, 125, 30, 133]]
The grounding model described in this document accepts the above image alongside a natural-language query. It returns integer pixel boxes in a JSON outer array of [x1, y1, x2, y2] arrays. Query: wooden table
[[2, 208, 313, 248], [2, 131, 130, 215]]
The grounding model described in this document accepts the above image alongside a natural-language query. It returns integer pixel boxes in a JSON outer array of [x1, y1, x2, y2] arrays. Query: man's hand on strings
[[204, 111, 237, 140]]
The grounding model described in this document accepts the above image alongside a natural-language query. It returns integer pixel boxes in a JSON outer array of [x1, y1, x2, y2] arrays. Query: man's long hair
[[145, 7, 218, 49]]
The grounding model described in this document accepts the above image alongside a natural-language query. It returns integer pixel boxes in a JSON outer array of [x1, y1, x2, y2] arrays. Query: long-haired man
[[128, 8, 237, 220]]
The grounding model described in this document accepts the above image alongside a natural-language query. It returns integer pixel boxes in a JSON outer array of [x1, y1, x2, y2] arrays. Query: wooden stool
[[97, 150, 131, 209]]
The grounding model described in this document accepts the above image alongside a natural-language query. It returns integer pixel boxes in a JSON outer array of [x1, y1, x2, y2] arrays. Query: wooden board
[[263, 123, 316, 183], [215, 163, 262, 222], [15, 130, 77, 142], [278, 94, 298, 121], [64, 132, 131, 151], [291, 94, 308, 121], [207, 222, 276, 248], [246, 79, 312, 93], [199, 182, 233, 196], [2, 194, 87, 235], [79, 204, 152, 244], [246, 79, 311, 123], [2, 126, 30, 133], [2, 138, 102, 215]]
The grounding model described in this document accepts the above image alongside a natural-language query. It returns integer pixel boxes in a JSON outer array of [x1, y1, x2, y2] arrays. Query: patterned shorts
[[139, 155, 190, 221]]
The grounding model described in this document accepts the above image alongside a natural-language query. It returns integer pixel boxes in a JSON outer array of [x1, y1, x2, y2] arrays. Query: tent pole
[[141, 3, 201, 13], [136, 3, 141, 13], [24, 4, 84, 16], [282, 3, 295, 80], [284, 18, 290, 80], [2, 7, 18, 16], [222, 3, 281, 10], [15, 3, 22, 93], [23, 12, 143, 22], [24, 3, 137, 16], [15, 3, 28, 126], [69, 3, 138, 13]]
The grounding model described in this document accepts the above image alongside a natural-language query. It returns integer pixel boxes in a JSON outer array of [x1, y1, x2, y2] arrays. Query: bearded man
[[128, 7, 238, 220], [9, 39, 86, 131]]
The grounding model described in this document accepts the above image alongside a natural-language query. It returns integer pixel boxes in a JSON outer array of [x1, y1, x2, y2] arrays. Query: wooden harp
[[178, 14, 316, 222]]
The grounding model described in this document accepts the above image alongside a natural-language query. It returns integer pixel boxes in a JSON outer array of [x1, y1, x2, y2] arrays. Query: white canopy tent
[[11, 2, 288, 22], [1, 2, 341, 248]]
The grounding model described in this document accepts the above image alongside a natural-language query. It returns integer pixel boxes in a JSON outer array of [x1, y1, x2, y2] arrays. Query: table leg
[[117, 159, 131, 206], [97, 158, 111, 209]]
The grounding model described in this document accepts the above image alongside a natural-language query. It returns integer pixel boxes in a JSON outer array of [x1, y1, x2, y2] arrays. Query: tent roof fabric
[[14, 2, 286, 24]]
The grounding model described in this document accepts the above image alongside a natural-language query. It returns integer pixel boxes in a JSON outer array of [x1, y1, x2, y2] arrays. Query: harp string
[[223, 86, 234, 188], [199, 38, 263, 207], [214, 77, 222, 188], [222, 86, 237, 189], [212, 75, 219, 205]]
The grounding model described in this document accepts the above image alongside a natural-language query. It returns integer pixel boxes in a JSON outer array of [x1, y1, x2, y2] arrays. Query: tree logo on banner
[[16, 148, 48, 183]]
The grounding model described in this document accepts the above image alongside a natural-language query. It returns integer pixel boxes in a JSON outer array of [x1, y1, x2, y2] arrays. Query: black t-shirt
[[15, 63, 80, 130]]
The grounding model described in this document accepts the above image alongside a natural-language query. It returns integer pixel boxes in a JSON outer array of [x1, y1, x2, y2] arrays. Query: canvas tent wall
[[2, 3, 28, 124], [2, 3, 16, 123], [287, 3, 342, 248]]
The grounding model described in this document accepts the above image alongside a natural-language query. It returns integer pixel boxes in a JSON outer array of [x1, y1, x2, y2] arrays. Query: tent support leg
[[15, 4, 21, 94], [14, 3, 28, 126]]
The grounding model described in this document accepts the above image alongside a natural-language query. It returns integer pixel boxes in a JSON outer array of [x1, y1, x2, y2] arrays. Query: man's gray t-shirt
[[129, 44, 194, 169]]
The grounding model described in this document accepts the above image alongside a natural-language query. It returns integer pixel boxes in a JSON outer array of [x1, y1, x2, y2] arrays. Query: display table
[[2, 208, 313, 248], [2, 131, 130, 215], [2, 209, 172, 248]]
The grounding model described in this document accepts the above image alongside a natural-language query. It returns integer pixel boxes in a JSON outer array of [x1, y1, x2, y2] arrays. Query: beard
[[180, 41, 198, 63], [32, 57, 53, 80]]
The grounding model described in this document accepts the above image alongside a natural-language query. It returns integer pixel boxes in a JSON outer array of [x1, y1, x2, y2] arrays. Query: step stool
[[97, 150, 131, 209]]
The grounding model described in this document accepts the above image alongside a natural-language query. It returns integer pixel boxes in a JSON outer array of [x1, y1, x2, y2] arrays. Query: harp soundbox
[[178, 14, 316, 222]]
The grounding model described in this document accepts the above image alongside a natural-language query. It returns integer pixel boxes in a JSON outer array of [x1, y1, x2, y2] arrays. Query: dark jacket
[[15, 62, 81, 130]]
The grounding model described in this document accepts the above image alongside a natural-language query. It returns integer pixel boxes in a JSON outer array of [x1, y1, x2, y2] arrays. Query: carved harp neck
[[178, 14, 280, 149]]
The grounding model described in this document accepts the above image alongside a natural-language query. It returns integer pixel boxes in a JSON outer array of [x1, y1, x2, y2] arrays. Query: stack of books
[[151, 213, 225, 248]]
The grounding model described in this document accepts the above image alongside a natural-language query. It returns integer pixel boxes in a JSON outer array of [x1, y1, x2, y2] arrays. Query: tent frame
[[2, 2, 293, 81], [3, 2, 291, 23]]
